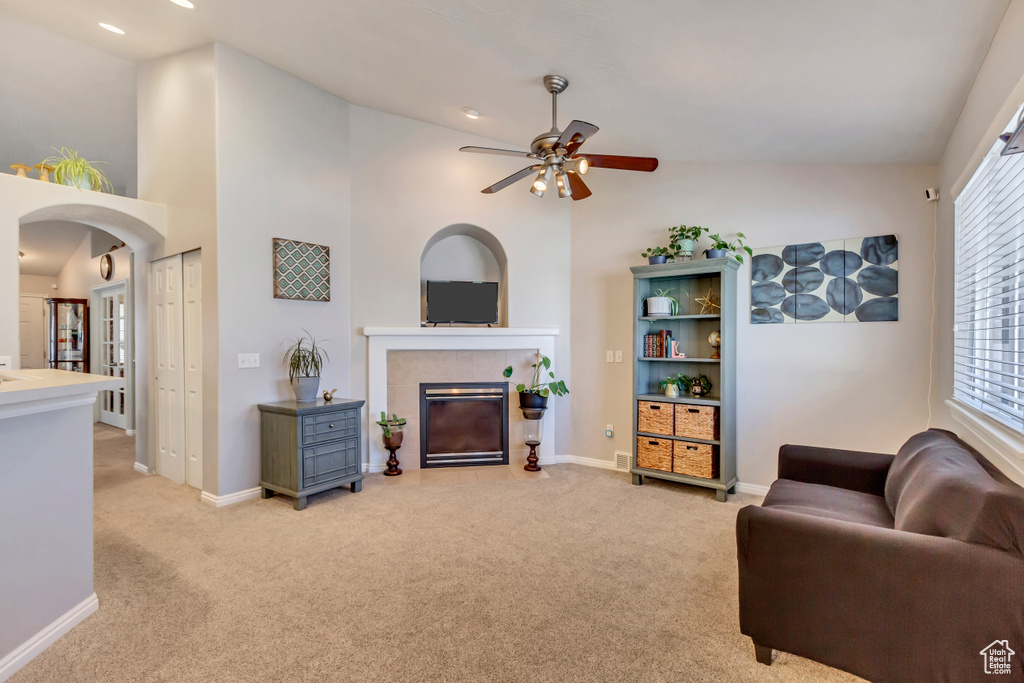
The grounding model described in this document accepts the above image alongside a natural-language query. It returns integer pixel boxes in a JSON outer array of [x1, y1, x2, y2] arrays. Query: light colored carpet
[[12, 425, 862, 682]]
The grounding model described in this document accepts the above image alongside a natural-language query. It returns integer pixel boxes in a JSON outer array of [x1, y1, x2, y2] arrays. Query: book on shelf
[[643, 331, 675, 358]]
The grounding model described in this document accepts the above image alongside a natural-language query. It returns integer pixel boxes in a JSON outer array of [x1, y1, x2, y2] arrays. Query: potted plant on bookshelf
[[284, 330, 328, 402], [641, 246, 672, 265], [376, 412, 407, 476], [669, 225, 706, 261], [679, 374, 713, 398], [41, 147, 113, 192], [659, 374, 684, 398], [502, 353, 569, 416], [644, 287, 682, 317], [704, 233, 753, 263]]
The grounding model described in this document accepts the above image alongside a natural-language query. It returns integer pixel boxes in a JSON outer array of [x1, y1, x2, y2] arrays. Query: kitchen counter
[[0, 369, 123, 681]]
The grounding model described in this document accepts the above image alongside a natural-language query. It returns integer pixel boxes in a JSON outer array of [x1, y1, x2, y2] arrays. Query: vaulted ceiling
[[1, 0, 1011, 163]]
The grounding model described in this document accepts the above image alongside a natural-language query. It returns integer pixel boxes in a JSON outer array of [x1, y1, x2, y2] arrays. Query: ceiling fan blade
[[481, 165, 541, 194], [460, 146, 540, 159], [556, 120, 599, 154], [565, 171, 592, 201], [584, 154, 659, 172]]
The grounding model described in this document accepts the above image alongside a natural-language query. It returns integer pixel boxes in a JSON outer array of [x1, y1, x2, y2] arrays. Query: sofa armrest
[[736, 505, 1024, 681], [778, 444, 893, 495]]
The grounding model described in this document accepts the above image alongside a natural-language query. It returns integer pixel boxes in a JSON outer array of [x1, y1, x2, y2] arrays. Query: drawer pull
[[649, 405, 661, 410], [648, 440, 659, 446], [328, 424, 335, 429], [687, 408, 699, 413], [687, 445, 698, 451]]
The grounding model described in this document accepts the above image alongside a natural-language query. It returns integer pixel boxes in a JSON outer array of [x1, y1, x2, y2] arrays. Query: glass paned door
[[98, 286, 128, 429]]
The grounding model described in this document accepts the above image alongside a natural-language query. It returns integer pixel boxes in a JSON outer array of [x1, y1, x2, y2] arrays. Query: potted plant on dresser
[[284, 331, 328, 402], [502, 353, 569, 471]]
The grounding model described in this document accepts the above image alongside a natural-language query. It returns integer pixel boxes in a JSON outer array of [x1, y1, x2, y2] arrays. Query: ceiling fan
[[459, 75, 659, 200]]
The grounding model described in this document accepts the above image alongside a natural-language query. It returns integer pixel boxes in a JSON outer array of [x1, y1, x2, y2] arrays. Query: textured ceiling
[[0, 0, 1010, 163], [20, 221, 95, 276]]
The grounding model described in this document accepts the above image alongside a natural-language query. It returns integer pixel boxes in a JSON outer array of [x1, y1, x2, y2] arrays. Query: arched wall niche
[[419, 224, 508, 327]]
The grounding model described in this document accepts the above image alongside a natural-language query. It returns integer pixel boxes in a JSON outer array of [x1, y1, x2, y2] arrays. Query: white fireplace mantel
[[362, 327, 560, 471]]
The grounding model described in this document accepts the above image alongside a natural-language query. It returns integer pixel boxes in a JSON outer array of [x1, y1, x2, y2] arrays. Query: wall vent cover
[[615, 451, 630, 471]]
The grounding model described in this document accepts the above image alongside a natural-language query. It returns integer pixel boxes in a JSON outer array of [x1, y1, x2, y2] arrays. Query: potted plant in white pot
[[644, 287, 683, 317], [42, 147, 112, 192], [284, 331, 328, 402]]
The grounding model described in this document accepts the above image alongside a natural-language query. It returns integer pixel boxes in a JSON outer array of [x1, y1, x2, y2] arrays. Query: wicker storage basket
[[674, 405, 718, 440], [673, 441, 718, 479], [637, 436, 673, 472], [638, 401, 674, 435]]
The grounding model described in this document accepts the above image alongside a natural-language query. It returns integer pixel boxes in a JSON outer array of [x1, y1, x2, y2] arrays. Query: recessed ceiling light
[[99, 23, 125, 34], [463, 108, 481, 120], [169, 0, 195, 7]]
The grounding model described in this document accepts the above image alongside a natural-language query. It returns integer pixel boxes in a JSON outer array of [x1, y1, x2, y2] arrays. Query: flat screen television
[[426, 281, 499, 324]]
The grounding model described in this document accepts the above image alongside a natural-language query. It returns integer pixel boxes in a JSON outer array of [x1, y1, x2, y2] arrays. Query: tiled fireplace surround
[[364, 328, 558, 472]]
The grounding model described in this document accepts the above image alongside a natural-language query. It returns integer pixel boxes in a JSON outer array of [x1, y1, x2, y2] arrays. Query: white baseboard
[[0, 593, 99, 683], [125, 429, 136, 437], [735, 482, 770, 497], [364, 463, 386, 474], [554, 454, 619, 470], [200, 487, 261, 508], [133, 461, 152, 476]]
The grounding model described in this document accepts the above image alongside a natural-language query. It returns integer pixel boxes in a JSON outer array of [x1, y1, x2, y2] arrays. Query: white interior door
[[94, 283, 129, 429], [182, 250, 203, 490], [18, 296, 46, 369], [151, 254, 186, 485]]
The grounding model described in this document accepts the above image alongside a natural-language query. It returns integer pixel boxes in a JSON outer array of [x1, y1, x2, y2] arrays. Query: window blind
[[953, 106, 1024, 433]]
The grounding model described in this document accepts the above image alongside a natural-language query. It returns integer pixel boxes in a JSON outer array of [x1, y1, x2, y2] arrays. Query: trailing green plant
[[41, 147, 112, 192], [704, 232, 753, 263], [640, 245, 673, 259], [669, 225, 706, 254], [283, 330, 328, 380], [376, 412, 407, 438], [676, 373, 713, 395], [502, 354, 569, 397], [646, 287, 683, 315]]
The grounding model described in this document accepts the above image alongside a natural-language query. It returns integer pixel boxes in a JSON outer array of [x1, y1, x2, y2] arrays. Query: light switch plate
[[0, 356, 10, 370], [606, 350, 614, 363], [238, 353, 260, 369], [614, 350, 623, 363]]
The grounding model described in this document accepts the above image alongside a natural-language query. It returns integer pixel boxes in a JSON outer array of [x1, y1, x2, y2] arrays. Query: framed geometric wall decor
[[751, 234, 897, 324], [273, 238, 331, 302]]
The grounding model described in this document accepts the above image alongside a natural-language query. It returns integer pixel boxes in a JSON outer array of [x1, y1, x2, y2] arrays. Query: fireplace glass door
[[420, 383, 509, 467]]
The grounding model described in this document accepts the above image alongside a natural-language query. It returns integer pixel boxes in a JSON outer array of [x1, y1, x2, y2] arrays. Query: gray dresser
[[258, 398, 365, 510]]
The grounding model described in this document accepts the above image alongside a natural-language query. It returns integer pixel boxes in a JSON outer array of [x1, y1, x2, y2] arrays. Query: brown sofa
[[736, 429, 1024, 682]]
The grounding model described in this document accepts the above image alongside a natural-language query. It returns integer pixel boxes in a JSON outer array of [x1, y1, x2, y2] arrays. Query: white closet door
[[151, 254, 186, 485], [182, 250, 203, 490], [18, 296, 46, 369]]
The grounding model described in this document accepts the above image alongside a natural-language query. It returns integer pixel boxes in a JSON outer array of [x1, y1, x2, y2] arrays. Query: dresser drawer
[[302, 437, 360, 487], [302, 409, 359, 445]]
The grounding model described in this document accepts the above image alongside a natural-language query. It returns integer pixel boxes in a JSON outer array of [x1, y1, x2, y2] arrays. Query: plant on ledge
[[704, 232, 753, 263], [640, 245, 673, 265], [41, 147, 112, 192], [283, 330, 328, 402], [669, 225, 706, 260], [502, 353, 568, 413]]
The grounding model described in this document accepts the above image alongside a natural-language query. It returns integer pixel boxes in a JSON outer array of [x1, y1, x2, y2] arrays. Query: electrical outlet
[[614, 350, 623, 363], [0, 356, 10, 370], [606, 350, 614, 363], [605, 424, 613, 438], [238, 353, 260, 369]]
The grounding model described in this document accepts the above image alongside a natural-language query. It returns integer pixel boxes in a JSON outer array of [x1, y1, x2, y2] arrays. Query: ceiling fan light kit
[[460, 75, 658, 200]]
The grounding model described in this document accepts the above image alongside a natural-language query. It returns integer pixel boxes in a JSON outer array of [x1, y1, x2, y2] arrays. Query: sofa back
[[885, 429, 1024, 556]]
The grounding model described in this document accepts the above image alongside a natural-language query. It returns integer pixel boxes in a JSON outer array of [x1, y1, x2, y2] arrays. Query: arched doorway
[[420, 224, 509, 326]]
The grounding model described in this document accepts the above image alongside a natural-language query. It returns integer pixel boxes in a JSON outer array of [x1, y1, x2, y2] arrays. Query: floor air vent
[[615, 451, 630, 471]]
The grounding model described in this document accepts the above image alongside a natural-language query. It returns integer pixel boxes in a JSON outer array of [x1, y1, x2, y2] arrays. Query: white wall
[[0, 11, 137, 197], [348, 105, 573, 456], [138, 44, 220, 487], [213, 45, 352, 496], [570, 162, 939, 487], [19, 274, 57, 296], [55, 234, 132, 299], [932, 0, 1024, 478]]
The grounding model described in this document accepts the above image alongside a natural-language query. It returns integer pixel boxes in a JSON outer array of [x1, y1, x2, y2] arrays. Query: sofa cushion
[[885, 429, 1024, 555], [762, 478, 894, 528]]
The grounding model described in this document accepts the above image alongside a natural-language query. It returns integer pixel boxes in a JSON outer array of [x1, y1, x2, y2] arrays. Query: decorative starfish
[[695, 286, 720, 315]]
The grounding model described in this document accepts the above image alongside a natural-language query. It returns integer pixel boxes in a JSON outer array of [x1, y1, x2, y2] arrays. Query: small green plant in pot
[[659, 374, 685, 397], [502, 353, 569, 417], [669, 225, 706, 260], [41, 147, 112, 192], [284, 330, 328, 402], [644, 287, 684, 317], [704, 232, 753, 263], [641, 245, 672, 265], [376, 412, 407, 476]]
